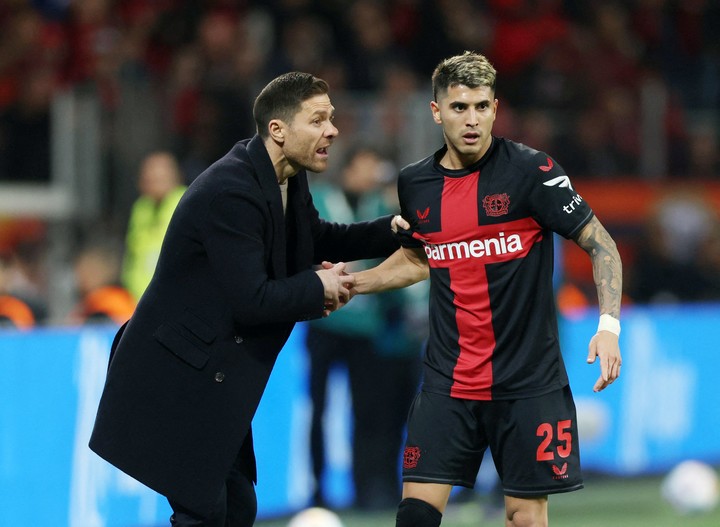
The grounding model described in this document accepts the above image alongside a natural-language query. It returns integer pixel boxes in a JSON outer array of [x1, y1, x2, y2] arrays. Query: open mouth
[[316, 147, 329, 157], [463, 132, 480, 144]]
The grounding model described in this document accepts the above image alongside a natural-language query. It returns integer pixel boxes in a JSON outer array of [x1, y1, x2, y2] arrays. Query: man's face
[[431, 84, 497, 168], [283, 94, 338, 174]]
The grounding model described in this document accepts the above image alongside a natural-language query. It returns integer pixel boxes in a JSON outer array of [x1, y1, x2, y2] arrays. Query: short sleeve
[[527, 152, 593, 239]]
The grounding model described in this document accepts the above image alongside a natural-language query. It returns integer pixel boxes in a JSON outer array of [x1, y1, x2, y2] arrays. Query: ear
[[268, 119, 285, 143], [430, 101, 442, 124]]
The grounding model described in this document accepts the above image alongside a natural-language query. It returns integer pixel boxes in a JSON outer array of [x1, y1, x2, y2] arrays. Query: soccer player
[[350, 52, 623, 527]]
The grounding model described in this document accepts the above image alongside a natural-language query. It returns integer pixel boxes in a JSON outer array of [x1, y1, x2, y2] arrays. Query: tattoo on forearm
[[575, 217, 623, 318]]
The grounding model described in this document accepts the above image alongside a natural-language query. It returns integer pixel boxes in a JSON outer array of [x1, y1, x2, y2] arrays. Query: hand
[[391, 214, 411, 233], [320, 260, 357, 302], [319, 261, 358, 316], [587, 331, 622, 392], [315, 262, 355, 316], [320, 260, 362, 307]]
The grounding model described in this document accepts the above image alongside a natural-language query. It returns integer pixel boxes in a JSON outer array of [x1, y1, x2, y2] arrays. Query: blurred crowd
[[0, 0, 718, 185], [0, 0, 719, 328]]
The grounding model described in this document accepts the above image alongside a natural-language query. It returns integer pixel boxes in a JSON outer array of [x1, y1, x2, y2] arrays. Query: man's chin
[[307, 160, 329, 173], [457, 144, 485, 159], [458, 142, 482, 153]]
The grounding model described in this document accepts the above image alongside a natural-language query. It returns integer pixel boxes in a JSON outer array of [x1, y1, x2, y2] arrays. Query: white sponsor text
[[424, 232, 523, 261]]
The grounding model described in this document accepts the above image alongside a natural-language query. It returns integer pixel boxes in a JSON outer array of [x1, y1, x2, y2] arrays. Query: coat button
[[234, 335, 243, 344], [214, 372, 225, 383]]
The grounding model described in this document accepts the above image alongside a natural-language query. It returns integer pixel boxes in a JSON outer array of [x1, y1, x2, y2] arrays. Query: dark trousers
[[168, 431, 257, 527]]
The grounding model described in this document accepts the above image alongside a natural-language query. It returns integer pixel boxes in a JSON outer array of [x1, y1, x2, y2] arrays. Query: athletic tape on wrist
[[597, 313, 621, 336]]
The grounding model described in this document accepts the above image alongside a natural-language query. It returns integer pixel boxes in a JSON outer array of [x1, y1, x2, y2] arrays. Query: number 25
[[536, 420, 572, 461]]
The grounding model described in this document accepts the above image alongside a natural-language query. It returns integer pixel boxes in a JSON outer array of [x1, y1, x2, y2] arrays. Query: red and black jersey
[[398, 137, 593, 401]]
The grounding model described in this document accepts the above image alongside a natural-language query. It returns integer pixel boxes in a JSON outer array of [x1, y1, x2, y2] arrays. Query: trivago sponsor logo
[[563, 193, 584, 214]]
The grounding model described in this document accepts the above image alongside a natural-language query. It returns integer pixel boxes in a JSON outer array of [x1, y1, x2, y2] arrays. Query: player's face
[[282, 94, 338, 174], [431, 84, 497, 169]]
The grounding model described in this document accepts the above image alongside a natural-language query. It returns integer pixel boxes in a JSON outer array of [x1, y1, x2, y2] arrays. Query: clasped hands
[[315, 262, 355, 317], [316, 215, 409, 317]]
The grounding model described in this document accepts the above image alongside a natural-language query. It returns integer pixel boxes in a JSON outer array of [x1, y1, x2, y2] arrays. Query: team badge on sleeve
[[403, 446, 421, 469]]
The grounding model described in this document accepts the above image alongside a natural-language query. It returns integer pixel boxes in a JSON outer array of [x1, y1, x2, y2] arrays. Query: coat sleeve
[[301, 191, 400, 263], [312, 214, 400, 264], [204, 189, 325, 325]]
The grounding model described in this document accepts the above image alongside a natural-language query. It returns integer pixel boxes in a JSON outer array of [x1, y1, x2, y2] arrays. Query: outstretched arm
[[573, 215, 623, 392], [352, 246, 429, 295]]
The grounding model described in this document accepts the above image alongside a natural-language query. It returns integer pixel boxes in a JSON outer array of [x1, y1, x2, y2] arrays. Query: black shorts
[[401, 385, 583, 497]]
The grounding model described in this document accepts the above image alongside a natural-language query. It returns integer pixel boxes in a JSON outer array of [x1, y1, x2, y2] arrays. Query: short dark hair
[[253, 72, 330, 138], [432, 51, 497, 101]]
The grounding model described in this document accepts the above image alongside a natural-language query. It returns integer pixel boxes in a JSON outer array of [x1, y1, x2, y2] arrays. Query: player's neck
[[440, 142, 492, 170]]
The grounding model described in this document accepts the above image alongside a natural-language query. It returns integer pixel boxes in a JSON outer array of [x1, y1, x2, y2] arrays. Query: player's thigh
[[402, 391, 487, 489], [487, 385, 583, 497], [402, 482, 454, 513]]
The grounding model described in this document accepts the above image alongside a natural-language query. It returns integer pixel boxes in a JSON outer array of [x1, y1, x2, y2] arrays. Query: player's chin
[[450, 141, 479, 156], [459, 142, 483, 154]]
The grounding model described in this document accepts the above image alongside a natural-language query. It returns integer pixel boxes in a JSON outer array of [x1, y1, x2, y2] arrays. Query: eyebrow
[[311, 105, 335, 118], [451, 99, 491, 106]]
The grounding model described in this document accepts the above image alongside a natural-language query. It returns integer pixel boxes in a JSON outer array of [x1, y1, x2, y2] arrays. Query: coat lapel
[[246, 135, 287, 279]]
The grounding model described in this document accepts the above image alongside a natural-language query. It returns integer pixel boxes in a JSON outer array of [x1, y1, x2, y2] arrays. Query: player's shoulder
[[400, 151, 436, 178], [494, 137, 547, 167], [494, 137, 566, 181]]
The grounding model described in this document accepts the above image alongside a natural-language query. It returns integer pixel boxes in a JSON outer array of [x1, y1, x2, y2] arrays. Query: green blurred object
[[255, 474, 720, 527]]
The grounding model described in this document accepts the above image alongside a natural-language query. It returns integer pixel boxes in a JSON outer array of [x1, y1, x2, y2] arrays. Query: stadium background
[[0, 1, 719, 526]]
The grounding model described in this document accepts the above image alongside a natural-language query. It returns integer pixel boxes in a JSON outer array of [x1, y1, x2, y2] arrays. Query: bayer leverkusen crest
[[482, 193, 510, 217], [403, 446, 421, 469]]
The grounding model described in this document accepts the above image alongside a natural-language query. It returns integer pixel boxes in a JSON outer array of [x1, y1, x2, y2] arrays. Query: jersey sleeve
[[527, 151, 593, 239]]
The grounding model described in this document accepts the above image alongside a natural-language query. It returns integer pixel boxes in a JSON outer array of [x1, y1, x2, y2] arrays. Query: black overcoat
[[89, 135, 399, 516]]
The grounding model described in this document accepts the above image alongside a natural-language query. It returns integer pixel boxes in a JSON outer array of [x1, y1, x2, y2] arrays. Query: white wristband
[[597, 314, 620, 336]]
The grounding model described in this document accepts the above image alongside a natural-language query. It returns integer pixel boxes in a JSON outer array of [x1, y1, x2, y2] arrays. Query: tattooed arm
[[573, 215, 623, 392], [575, 215, 623, 317]]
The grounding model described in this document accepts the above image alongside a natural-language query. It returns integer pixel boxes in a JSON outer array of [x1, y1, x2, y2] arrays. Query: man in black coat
[[89, 72, 403, 526]]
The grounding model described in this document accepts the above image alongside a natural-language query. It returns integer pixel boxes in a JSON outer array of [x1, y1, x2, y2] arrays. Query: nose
[[467, 108, 479, 127], [326, 121, 339, 138]]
